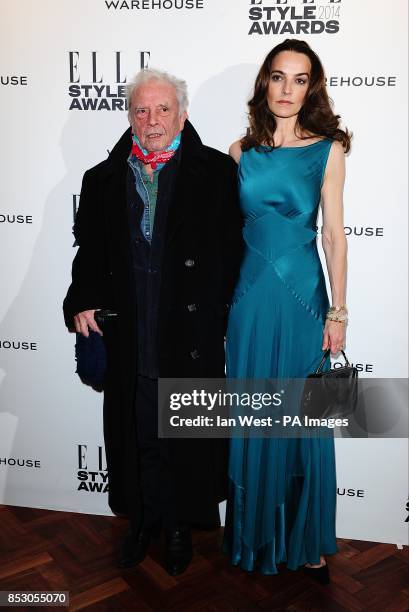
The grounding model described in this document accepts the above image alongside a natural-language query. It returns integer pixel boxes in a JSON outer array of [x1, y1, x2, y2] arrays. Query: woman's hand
[[320, 141, 348, 357], [322, 319, 346, 354]]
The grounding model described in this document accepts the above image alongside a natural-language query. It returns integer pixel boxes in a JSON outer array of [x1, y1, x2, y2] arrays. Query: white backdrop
[[0, 0, 408, 547]]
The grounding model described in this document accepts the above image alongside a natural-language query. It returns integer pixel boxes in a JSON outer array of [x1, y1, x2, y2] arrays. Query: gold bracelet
[[326, 314, 348, 323], [326, 305, 348, 323], [328, 305, 348, 314]]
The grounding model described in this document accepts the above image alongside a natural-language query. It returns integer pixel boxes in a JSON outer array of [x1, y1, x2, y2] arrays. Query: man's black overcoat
[[63, 121, 243, 526]]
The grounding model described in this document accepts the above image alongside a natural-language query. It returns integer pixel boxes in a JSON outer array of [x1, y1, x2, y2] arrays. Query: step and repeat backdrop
[[1, 0, 408, 546]]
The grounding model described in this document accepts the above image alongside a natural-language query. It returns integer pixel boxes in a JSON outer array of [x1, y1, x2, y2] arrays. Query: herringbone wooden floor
[[0, 505, 407, 611]]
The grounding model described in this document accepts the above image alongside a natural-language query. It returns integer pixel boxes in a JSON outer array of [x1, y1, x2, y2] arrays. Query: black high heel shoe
[[303, 562, 330, 585]]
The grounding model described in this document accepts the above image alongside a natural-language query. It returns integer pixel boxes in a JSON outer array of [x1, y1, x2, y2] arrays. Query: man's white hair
[[126, 68, 189, 118]]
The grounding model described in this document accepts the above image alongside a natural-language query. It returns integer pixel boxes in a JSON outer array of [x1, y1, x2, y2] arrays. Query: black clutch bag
[[75, 331, 107, 389], [300, 349, 358, 420], [74, 310, 118, 389]]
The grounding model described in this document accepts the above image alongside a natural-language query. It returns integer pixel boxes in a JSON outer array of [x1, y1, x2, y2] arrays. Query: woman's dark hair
[[241, 39, 351, 152]]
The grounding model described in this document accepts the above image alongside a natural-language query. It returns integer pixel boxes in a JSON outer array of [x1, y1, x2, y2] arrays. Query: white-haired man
[[64, 69, 243, 576]]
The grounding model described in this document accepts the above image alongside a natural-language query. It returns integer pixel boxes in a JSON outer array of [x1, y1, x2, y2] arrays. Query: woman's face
[[267, 51, 311, 119]]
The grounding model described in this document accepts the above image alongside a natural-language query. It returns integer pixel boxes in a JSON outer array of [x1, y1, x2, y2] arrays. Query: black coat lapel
[[101, 121, 209, 246], [165, 121, 209, 244]]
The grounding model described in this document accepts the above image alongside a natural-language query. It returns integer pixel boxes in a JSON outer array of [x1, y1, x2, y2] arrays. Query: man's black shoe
[[117, 528, 152, 569], [164, 525, 193, 576]]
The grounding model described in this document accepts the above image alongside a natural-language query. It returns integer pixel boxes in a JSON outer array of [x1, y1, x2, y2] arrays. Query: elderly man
[[63, 69, 243, 576]]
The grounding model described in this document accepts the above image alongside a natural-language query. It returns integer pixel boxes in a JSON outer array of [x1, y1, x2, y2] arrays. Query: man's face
[[129, 80, 187, 152]]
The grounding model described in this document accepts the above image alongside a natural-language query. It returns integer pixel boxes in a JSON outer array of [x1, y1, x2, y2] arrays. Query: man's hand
[[74, 309, 103, 337]]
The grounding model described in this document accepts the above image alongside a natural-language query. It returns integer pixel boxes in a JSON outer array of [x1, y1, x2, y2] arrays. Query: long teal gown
[[223, 138, 338, 574]]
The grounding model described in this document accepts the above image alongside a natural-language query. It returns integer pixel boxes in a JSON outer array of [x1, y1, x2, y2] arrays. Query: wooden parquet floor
[[0, 505, 407, 612]]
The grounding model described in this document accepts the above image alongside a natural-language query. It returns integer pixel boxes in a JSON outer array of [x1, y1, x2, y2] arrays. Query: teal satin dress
[[223, 139, 338, 574]]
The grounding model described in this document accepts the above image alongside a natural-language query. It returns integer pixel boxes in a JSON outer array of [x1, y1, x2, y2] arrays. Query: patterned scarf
[[131, 132, 181, 171]]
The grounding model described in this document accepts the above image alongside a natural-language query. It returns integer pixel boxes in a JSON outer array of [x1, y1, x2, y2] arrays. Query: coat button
[[190, 349, 200, 360], [187, 304, 197, 312], [185, 259, 195, 267]]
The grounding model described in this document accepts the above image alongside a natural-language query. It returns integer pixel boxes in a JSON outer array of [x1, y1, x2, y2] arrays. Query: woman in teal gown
[[223, 39, 351, 580]]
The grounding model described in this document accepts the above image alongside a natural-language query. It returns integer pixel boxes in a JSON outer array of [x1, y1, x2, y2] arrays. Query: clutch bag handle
[[315, 348, 350, 374]]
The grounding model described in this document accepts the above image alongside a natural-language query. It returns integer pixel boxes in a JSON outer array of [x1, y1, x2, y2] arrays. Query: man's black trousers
[[132, 375, 176, 532]]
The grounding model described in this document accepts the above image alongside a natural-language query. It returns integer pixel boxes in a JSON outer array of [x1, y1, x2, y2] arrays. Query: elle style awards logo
[[76, 444, 108, 494], [248, 0, 342, 36], [104, 0, 204, 9], [68, 51, 151, 111]]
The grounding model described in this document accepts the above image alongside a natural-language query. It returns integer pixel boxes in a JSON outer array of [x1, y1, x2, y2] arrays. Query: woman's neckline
[[259, 138, 329, 150]]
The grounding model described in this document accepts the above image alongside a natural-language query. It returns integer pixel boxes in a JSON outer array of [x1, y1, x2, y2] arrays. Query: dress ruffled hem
[[223, 472, 338, 575]]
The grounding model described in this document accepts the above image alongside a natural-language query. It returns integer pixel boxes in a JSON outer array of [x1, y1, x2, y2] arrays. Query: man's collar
[[127, 140, 182, 176], [107, 119, 205, 169]]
